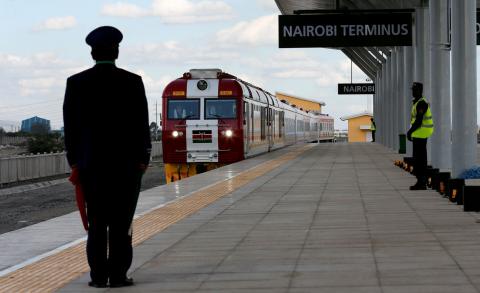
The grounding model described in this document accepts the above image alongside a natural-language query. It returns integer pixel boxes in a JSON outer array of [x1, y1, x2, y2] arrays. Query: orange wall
[[276, 93, 322, 112], [347, 115, 372, 142]]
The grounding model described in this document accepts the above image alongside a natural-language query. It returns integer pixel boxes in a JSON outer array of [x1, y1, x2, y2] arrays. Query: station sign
[[279, 12, 413, 48], [338, 83, 375, 95], [477, 10, 480, 45]]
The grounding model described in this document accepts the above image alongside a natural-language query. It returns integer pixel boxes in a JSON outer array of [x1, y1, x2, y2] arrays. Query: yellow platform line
[[0, 144, 313, 293]]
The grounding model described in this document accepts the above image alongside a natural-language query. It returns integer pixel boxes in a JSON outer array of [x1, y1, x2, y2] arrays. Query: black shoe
[[88, 281, 108, 288], [109, 278, 134, 288], [410, 184, 427, 190]]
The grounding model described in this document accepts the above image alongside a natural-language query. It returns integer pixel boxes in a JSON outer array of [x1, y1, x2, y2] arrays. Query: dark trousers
[[372, 130, 376, 142], [412, 138, 428, 185], [80, 168, 142, 283]]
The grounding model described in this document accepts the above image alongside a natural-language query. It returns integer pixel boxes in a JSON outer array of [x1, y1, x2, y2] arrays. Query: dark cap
[[411, 82, 423, 91], [86, 26, 123, 48]]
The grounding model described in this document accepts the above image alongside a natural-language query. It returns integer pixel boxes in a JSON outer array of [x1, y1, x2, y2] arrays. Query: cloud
[[123, 40, 240, 66], [0, 52, 84, 124], [152, 0, 234, 23], [215, 14, 277, 46], [0, 54, 31, 67], [134, 69, 172, 93], [34, 16, 77, 31], [101, 0, 234, 24], [18, 77, 64, 96], [256, 0, 279, 11], [101, 2, 148, 17]]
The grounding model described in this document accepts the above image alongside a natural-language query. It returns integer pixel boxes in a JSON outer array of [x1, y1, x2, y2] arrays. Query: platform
[[2, 143, 480, 292]]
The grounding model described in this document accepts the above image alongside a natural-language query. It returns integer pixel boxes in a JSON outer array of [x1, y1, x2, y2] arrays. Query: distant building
[[340, 112, 373, 142], [21, 116, 51, 133], [276, 92, 325, 113]]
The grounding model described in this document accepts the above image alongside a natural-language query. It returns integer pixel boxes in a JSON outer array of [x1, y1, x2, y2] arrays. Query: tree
[[150, 122, 160, 141], [27, 133, 64, 154], [30, 123, 50, 135]]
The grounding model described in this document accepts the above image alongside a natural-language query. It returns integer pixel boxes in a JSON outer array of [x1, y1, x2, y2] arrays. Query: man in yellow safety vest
[[407, 82, 434, 190]]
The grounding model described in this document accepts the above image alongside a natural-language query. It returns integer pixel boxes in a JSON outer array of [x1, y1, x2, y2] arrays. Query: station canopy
[[274, 0, 480, 80]]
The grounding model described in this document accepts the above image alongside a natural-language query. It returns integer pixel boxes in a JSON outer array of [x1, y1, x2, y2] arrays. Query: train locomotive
[[161, 69, 334, 182]]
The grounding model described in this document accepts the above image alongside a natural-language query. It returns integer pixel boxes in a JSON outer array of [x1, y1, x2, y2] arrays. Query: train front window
[[167, 99, 200, 120], [205, 99, 237, 119]]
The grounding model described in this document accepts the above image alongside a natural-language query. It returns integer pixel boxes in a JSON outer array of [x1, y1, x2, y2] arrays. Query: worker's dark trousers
[[372, 131, 376, 142], [80, 168, 142, 283], [412, 138, 428, 186]]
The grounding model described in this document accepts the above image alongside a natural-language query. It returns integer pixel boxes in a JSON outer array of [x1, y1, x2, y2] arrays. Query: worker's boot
[[409, 182, 427, 190]]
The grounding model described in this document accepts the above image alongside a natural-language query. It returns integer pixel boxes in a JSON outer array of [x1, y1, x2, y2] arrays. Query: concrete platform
[[56, 143, 480, 293]]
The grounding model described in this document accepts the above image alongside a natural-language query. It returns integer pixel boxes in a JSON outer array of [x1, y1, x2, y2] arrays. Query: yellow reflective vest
[[370, 122, 376, 131], [410, 97, 434, 138]]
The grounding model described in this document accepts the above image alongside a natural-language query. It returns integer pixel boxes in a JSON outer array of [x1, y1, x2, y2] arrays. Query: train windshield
[[205, 99, 237, 119], [167, 99, 200, 120]]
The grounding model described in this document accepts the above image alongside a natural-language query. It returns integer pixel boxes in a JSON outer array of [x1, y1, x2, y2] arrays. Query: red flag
[[69, 167, 88, 231]]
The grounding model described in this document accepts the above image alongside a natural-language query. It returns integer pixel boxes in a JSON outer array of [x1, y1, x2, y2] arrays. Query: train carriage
[[162, 69, 334, 182]]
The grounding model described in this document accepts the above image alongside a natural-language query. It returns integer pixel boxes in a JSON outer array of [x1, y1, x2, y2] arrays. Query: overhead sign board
[[279, 12, 413, 48], [477, 10, 480, 45], [338, 83, 375, 95]]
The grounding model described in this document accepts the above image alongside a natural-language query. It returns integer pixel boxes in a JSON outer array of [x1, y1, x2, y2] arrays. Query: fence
[[0, 152, 70, 185], [0, 142, 163, 185], [151, 141, 162, 158], [0, 136, 28, 145]]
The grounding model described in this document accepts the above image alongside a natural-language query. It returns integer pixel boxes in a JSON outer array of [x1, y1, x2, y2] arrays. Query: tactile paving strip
[[0, 144, 312, 292]]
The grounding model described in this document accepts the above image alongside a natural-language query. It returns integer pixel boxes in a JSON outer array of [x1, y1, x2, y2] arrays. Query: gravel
[[0, 161, 166, 234]]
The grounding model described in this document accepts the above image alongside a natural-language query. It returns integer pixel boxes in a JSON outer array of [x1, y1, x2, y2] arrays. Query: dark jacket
[[63, 63, 151, 170]]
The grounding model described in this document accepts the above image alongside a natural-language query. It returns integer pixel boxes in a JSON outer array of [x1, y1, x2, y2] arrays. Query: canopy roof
[[275, 0, 425, 14], [274, 0, 479, 79]]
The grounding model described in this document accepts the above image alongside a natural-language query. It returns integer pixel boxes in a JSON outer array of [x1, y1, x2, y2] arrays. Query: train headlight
[[225, 129, 233, 137], [172, 131, 183, 137]]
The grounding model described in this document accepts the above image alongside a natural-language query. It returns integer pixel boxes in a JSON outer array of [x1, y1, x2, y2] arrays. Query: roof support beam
[[354, 47, 382, 70], [366, 47, 386, 63], [342, 49, 375, 79], [349, 48, 379, 75]]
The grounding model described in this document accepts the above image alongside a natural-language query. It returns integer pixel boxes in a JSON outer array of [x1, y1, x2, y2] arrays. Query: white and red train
[[161, 69, 334, 182]]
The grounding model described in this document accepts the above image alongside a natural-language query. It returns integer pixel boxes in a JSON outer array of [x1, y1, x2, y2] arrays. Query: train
[[161, 69, 334, 182]]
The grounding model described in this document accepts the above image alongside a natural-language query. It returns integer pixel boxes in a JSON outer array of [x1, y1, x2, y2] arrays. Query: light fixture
[[225, 129, 233, 137]]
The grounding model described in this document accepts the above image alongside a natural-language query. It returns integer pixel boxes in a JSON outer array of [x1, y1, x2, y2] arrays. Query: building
[[276, 92, 325, 113], [21, 116, 51, 133], [340, 112, 373, 142]]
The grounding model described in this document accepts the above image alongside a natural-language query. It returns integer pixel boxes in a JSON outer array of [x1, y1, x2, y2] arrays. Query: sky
[[1, 0, 468, 132]]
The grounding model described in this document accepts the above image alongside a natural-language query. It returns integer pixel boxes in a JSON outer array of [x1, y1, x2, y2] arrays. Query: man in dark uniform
[[407, 82, 434, 190], [63, 26, 151, 288], [370, 117, 376, 142]]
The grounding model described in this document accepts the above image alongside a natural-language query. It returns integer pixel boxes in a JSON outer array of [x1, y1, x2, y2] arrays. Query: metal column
[[391, 49, 399, 151], [451, 0, 478, 178], [381, 63, 387, 145], [412, 7, 426, 156], [397, 47, 406, 150], [414, 8, 426, 88], [430, 0, 451, 170], [385, 57, 391, 148], [404, 46, 414, 156]]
